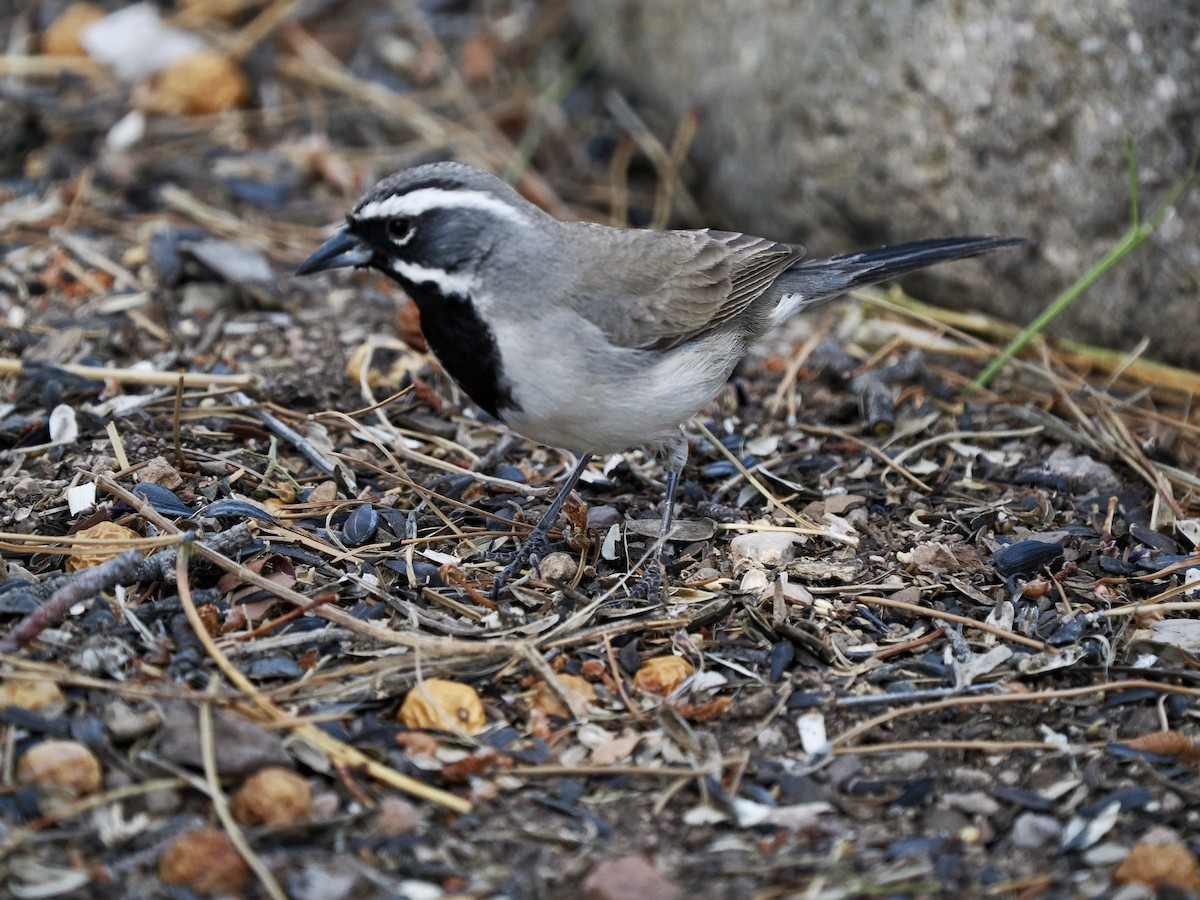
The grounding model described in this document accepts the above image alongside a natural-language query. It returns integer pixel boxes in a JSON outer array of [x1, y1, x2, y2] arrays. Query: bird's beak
[[295, 228, 373, 275]]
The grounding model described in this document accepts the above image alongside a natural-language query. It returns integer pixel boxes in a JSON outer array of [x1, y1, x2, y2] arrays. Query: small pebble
[[1043, 448, 1120, 492], [17, 740, 102, 796], [289, 857, 363, 900], [138, 455, 185, 489], [0, 680, 65, 713], [233, 766, 312, 826], [1011, 812, 1063, 849], [144, 786, 184, 815], [587, 505, 622, 530], [160, 828, 249, 894], [538, 551, 578, 582], [310, 790, 340, 820], [730, 531, 796, 566], [374, 795, 422, 835], [582, 856, 682, 900]]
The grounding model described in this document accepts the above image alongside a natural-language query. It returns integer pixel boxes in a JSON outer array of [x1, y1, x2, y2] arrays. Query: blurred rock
[[574, 2, 1200, 366], [157, 701, 291, 776], [374, 795, 423, 835], [730, 530, 796, 566], [582, 856, 682, 900], [289, 856, 368, 900], [1042, 447, 1121, 493]]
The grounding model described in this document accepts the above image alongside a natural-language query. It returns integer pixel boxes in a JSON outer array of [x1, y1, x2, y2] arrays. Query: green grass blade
[[975, 163, 1192, 389]]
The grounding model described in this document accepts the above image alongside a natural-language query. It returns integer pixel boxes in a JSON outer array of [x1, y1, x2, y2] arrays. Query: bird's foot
[[488, 531, 549, 567], [490, 530, 557, 603], [629, 559, 666, 600]]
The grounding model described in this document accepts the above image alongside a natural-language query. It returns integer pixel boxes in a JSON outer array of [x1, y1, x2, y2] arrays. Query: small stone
[[374, 796, 422, 835], [179, 281, 231, 316], [587, 505, 622, 530], [0, 680, 65, 713], [822, 493, 866, 515], [788, 557, 864, 583], [877, 750, 929, 774], [537, 551, 578, 583], [289, 857, 363, 900], [1043, 447, 1120, 493], [144, 786, 183, 815], [1010, 812, 1062, 849], [582, 856, 683, 900], [159, 828, 248, 894], [232, 766, 312, 826], [310, 790, 340, 819], [1084, 842, 1133, 867], [624, 518, 716, 541], [138, 456, 184, 490], [157, 701, 290, 776], [943, 790, 1001, 816], [730, 531, 796, 566], [17, 740, 102, 796]]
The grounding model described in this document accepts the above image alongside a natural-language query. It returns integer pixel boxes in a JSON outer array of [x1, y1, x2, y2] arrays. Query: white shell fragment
[[66, 483, 97, 516], [48, 405, 78, 444], [797, 711, 829, 756]]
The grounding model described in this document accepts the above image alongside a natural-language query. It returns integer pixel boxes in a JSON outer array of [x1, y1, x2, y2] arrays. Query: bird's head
[[296, 161, 541, 298]]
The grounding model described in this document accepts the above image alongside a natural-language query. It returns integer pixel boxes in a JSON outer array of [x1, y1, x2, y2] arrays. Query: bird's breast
[[403, 283, 517, 418]]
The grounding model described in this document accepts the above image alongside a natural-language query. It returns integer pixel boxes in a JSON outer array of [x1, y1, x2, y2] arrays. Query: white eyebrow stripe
[[357, 188, 529, 225], [388, 259, 480, 297]]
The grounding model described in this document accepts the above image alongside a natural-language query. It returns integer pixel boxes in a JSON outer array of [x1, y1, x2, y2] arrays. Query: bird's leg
[[630, 466, 680, 599], [492, 452, 593, 600], [631, 433, 686, 599]]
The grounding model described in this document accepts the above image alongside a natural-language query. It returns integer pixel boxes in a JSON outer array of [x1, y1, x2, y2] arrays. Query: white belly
[[492, 315, 744, 454]]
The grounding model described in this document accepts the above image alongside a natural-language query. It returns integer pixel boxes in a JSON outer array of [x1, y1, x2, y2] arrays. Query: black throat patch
[[401, 281, 518, 419]]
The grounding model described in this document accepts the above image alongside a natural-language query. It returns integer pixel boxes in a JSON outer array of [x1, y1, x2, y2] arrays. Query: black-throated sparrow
[[297, 162, 1025, 599]]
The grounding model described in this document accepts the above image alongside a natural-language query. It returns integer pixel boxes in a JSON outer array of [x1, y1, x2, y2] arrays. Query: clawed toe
[[489, 531, 551, 568], [488, 511, 673, 604], [629, 561, 665, 600], [489, 532, 555, 603], [486, 452, 595, 604]]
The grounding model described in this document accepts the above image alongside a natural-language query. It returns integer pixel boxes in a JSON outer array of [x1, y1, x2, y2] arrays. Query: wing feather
[[560, 224, 804, 350]]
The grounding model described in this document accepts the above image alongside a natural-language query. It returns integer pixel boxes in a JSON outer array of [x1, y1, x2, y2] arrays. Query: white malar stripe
[[358, 188, 528, 226], [389, 259, 479, 297]]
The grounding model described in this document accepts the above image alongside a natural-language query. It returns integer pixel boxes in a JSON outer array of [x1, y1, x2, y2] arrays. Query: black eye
[[387, 218, 415, 244]]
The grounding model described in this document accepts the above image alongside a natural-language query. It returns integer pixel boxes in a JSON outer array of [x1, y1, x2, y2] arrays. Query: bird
[[297, 161, 1026, 601]]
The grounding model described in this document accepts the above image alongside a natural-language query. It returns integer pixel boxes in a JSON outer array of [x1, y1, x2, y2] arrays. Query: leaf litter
[[2, 1, 1200, 897]]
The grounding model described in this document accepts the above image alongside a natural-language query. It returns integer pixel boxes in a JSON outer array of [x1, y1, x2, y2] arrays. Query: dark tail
[[770, 235, 1029, 324]]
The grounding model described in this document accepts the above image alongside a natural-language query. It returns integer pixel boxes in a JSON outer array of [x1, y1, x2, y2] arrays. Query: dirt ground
[[2, 2, 1199, 898]]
